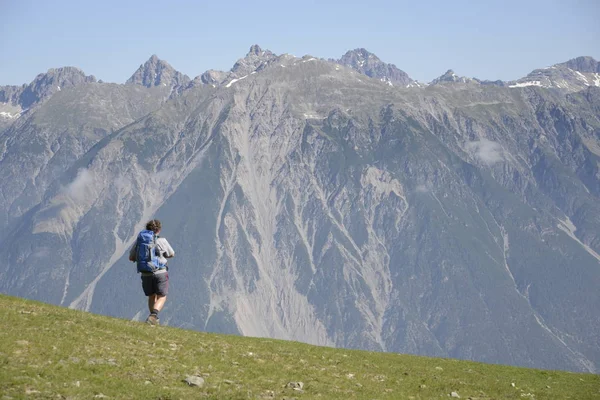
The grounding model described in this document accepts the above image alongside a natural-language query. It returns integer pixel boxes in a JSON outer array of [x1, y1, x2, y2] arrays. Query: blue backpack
[[135, 230, 164, 273]]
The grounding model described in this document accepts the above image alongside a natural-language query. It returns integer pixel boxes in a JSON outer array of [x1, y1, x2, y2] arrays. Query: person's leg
[[142, 275, 160, 324], [153, 295, 167, 311], [148, 272, 169, 325], [148, 294, 157, 313], [141, 275, 155, 312]]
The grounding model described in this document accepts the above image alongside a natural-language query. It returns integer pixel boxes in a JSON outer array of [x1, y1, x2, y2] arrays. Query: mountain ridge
[[3, 48, 599, 94], [0, 46, 599, 374]]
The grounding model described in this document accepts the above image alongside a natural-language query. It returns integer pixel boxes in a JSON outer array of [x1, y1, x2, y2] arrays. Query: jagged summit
[[230, 44, 278, 76], [336, 48, 413, 87], [246, 44, 274, 58], [339, 48, 375, 64], [508, 55, 600, 90], [0, 66, 96, 110], [433, 69, 458, 82], [557, 56, 600, 73], [126, 55, 190, 88], [430, 69, 474, 85]]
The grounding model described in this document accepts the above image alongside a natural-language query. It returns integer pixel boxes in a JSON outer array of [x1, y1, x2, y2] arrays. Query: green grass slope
[[0, 294, 598, 399]]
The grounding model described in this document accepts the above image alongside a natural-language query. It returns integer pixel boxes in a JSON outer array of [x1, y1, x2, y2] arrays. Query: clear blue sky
[[1, 0, 599, 85]]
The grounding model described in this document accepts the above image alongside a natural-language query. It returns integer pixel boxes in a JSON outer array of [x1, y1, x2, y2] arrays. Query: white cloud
[[65, 168, 94, 202], [415, 184, 429, 193], [466, 139, 504, 166]]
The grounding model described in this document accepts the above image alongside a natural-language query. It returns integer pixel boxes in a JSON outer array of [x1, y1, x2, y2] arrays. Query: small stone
[[25, 389, 40, 394], [511, 383, 516, 388], [94, 394, 108, 399], [285, 382, 304, 390], [346, 373, 355, 379], [451, 392, 460, 398], [184, 376, 205, 388], [144, 381, 152, 385], [420, 384, 427, 389], [435, 366, 443, 371], [74, 381, 81, 387], [223, 380, 234, 385]]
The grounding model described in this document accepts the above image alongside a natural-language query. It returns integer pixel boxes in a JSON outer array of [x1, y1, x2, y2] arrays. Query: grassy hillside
[[0, 294, 598, 399]]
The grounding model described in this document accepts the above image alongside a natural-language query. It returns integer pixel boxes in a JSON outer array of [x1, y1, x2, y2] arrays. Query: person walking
[[129, 219, 175, 325]]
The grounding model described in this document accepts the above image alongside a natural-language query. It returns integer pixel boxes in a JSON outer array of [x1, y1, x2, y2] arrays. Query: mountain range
[[1, 46, 599, 374]]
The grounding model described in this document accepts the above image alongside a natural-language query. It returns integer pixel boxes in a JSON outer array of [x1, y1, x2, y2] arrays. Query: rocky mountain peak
[[126, 55, 190, 88], [557, 56, 600, 73], [230, 45, 277, 76], [508, 56, 600, 91], [432, 69, 458, 83], [247, 44, 268, 57], [19, 67, 97, 109], [339, 48, 379, 65], [336, 48, 413, 87]]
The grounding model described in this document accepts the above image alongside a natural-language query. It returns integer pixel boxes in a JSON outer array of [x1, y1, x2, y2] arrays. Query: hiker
[[129, 219, 175, 325]]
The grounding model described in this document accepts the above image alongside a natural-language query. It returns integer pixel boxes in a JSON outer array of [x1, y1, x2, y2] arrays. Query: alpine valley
[[1, 46, 599, 373]]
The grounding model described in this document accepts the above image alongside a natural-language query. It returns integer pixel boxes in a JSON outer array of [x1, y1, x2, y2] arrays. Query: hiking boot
[[146, 314, 160, 326]]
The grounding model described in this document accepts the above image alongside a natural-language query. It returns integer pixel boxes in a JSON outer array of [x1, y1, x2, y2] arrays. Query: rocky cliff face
[[1, 48, 599, 373]]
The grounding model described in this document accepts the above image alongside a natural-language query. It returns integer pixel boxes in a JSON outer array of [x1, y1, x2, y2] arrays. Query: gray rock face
[[508, 56, 600, 91], [198, 70, 228, 86], [336, 48, 414, 87], [0, 85, 24, 104], [126, 55, 190, 89], [0, 67, 97, 110], [559, 56, 600, 73], [0, 52, 599, 375], [0, 82, 170, 241]]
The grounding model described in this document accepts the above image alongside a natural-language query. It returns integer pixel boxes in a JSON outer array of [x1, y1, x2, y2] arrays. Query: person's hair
[[146, 219, 162, 233]]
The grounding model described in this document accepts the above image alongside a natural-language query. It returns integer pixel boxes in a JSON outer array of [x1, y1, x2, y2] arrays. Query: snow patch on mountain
[[0, 111, 18, 119], [509, 81, 543, 88], [226, 75, 249, 88]]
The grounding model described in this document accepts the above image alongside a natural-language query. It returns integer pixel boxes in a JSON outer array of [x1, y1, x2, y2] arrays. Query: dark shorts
[[141, 271, 169, 296]]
